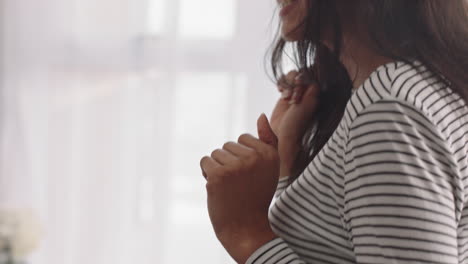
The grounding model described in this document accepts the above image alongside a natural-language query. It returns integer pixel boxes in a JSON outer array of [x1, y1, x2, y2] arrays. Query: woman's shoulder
[[345, 60, 467, 130], [341, 61, 468, 169]]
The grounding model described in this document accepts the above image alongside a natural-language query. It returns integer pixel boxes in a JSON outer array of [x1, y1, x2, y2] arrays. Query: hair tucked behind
[[269, 0, 468, 183]]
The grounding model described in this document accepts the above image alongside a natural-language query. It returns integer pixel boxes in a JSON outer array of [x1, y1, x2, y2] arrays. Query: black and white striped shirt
[[246, 61, 468, 264]]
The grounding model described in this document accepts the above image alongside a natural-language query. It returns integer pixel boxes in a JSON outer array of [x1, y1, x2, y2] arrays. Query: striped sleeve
[[343, 99, 462, 264], [245, 237, 305, 264], [275, 177, 290, 198], [246, 177, 306, 264]]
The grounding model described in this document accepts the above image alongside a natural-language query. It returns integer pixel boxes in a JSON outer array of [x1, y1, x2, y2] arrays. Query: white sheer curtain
[[0, 0, 279, 263]]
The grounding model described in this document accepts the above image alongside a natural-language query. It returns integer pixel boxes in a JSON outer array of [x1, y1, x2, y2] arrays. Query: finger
[[281, 89, 293, 100], [290, 85, 306, 105], [277, 70, 298, 90], [277, 81, 293, 99], [277, 75, 286, 92], [294, 73, 304, 86], [285, 70, 299, 85], [301, 83, 320, 105], [210, 148, 238, 165], [237, 133, 266, 152], [294, 71, 305, 82], [289, 83, 320, 115], [295, 83, 320, 113], [270, 97, 291, 135], [257, 113, 278, 149], [200, 156, 221, 179], [222, 141, 254, 157], [289, 69, 317, 104]]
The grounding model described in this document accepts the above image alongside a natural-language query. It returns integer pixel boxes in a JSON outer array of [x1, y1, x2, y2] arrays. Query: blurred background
[[0, 0, 285, 263]]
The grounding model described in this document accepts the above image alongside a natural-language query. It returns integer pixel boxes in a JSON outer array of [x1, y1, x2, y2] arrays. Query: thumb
[[257, 113, 278, 149]]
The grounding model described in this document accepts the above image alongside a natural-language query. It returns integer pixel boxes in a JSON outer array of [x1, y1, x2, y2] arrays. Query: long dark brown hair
[[269, 0, 468, 182]]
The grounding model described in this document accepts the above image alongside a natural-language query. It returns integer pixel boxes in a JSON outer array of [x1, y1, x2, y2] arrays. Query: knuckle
[[210, 148, 221, 157], [222, 141, 234, 150], [279, 73, 297, 89], [259, 145, 277, 160], [200, 156, 209, 166], [239, 145, 256, 158], [237, 133, 250, 143], [217, 166, 233, 177], [286, 70, 298, 80], [258, 150, 270, 162], [246, 147, 258, 157], [244, 151, 259, 165], [268, 148, 280, 162], [206, 167, 228, 183], [231, 158, 243, 168]]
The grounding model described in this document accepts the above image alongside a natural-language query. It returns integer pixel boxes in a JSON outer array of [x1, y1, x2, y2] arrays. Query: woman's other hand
[[270, 70, 320, 178]]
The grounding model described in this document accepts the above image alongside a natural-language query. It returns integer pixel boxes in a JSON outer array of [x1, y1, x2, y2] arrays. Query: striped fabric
[[246, 61, 468, 264]]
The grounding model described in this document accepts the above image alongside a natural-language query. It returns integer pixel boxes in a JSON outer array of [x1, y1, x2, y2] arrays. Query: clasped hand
[[199, 70, 319, 263], [200, 114, 279, 263]]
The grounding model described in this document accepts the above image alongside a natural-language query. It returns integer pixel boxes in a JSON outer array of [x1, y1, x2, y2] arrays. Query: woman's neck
[[340, 39, 393, 90], [328, 11, 394, 91]]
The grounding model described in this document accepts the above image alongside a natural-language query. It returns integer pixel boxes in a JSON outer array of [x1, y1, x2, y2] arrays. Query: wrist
[[220, 223, 277, 263], [280, 165, 292, 178], [278, 139, 302, 177]]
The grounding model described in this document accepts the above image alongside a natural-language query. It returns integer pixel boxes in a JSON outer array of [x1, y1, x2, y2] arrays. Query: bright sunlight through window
[[178, 0, 237, 39]]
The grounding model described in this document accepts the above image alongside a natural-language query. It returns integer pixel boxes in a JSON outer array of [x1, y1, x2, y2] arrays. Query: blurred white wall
[[0, 0, 280, 263]]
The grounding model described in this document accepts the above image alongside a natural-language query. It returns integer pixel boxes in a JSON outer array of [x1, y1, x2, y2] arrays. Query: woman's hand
[[270, 70, 320, 177], [200, 114, 280, 263]]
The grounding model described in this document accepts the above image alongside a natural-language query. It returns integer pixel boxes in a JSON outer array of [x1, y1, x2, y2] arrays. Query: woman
[[200, 0, 468, 263]]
